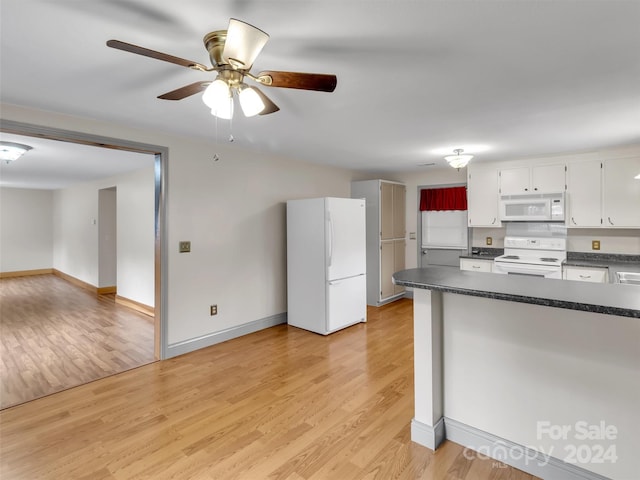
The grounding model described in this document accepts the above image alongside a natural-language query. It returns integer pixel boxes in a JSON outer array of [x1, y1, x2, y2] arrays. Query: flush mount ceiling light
[[0, 141, 33, 164], [445, 149, 473, 169]]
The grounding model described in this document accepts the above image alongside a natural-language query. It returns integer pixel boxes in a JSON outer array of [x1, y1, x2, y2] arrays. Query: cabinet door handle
[[579, 275, 591, 279], [571, 217, 577, 225], [608, 217, 614, 225], [491, 217, 496, 225], [524, 188, 529, 191], [534, 187, 538, 191], [472, 265, 481, 269]]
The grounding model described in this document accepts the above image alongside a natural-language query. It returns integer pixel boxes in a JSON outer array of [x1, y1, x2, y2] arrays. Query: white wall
[[1, 104, 355, 351], [53, 182, 100, 283], [443, 293, 639, 479], [116, 168, 154, 306], [0, 187, 53, 272], [567, 228, 640, 254], [53, 166, 155, 305], [165, 141, 353, 344]]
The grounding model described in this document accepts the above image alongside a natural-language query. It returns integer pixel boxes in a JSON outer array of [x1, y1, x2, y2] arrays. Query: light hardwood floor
[[0, 298, 540, 480], [0, 274, 155, 409]]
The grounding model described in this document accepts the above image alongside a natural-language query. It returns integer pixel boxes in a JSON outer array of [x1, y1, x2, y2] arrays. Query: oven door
[[493, 261, 562, 279]]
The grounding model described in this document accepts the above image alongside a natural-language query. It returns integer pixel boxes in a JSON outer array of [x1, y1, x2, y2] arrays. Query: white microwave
[[499, 193, 565, 222]]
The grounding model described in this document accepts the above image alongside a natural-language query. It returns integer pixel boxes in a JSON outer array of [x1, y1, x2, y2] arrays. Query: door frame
[[417, 182, 469, 268], [0, 119, 168, 360]]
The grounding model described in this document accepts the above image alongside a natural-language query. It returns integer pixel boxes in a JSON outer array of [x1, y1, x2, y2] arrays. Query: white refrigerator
[[286, 197, 367, 335]]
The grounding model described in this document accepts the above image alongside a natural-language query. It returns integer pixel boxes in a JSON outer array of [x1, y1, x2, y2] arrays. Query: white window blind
[[421, 210, 468, 249]]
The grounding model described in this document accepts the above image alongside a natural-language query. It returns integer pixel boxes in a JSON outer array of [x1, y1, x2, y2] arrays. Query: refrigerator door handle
[[327, 212, 334, 267], [329, 274, 364, 285]]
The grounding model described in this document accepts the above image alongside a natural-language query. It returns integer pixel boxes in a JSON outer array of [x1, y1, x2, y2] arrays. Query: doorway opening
[[0, 119, 168, 408]]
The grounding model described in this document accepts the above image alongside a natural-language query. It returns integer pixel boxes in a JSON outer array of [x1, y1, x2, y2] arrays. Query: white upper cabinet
[[499, 167, 529, 195], [467, 164, 500, 227], [500, 163, 566, 195], [466, 147, 639, 229], [603, 156, 640, 228], [567, 160, 602, 228]]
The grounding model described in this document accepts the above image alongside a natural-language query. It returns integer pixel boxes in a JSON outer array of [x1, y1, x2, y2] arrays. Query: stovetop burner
[[503, 255, 520, 260], [540, 257, 559, 262]]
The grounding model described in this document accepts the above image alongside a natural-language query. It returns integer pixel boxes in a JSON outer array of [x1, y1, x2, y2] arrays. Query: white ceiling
[[1, 0, 639, 185], [0, 132, 154, 190]]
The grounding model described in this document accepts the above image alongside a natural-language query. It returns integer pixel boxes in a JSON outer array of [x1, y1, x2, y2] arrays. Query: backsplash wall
[[566, 228, 640, 254], [472, 227, 640, 254]]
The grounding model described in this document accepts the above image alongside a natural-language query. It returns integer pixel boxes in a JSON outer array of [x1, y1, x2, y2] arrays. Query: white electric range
[[493, 236, 566, 279]]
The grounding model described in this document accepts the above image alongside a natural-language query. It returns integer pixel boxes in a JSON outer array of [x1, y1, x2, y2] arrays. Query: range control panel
[[504, 237, 567, 251]]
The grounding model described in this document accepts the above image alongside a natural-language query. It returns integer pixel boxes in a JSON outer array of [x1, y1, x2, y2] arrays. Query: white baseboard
[[411, 418, 445, 451], [443, 418, 611, 480], [166, 313, 287, 358]]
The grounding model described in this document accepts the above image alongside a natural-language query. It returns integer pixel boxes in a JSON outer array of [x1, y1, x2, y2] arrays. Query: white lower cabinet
[[563, 265, 609, 283], [460, 258, 493, 273]]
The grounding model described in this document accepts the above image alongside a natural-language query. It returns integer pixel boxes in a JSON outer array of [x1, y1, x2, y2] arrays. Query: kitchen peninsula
[[393, 267, 640, 480]]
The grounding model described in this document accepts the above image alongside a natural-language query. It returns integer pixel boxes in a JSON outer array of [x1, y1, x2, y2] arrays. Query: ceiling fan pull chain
[[228, 96, 235, 143], [212, 113, 220, 162]]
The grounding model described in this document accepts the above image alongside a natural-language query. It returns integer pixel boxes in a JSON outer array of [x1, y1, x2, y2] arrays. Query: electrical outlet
[[179, 241, 191, 253], [486, 236, 493, 246], [592, 240, 601, 251], [210, 304, 218, 316]]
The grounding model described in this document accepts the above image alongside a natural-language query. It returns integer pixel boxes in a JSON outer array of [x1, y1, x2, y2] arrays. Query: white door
[[326, 198, 366, 281], [327, 274, 366, 332]]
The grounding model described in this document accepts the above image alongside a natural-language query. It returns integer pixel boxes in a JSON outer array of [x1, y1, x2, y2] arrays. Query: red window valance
[[420, 186, 468, 211]]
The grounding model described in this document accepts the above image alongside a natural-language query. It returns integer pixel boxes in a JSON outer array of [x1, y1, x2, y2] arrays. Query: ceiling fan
[[107, 18, 337, 119]]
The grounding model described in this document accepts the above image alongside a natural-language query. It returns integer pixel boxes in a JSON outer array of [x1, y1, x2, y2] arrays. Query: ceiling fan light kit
[[445, 149, 473, 169], [107, 18, 337, 121], [202, 79, 234, 119], [238, 86, 266, 117]]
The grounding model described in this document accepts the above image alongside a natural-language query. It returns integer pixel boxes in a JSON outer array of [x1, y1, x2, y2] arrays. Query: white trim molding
[[411, 418, 445, 451], [167, 313, 287, 358], [443, 418, 612, 480]]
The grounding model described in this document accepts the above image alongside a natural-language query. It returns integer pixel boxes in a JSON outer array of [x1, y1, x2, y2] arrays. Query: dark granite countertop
[[459, 253, 501, 260], [393, 267, 640, 318], [459, 247, 503, 260]]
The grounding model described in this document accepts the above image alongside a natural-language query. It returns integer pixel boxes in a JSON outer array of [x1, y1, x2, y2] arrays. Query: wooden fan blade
[[107, 39, 209, 71], [257, 71, 337, 92], [222, 18, 269, 70], [158, 82, 209, 100], [252, 87, 280, 115]]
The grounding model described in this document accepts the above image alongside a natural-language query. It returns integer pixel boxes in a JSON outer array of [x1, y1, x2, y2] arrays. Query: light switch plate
[[592, 240, 600, 251], [179, 241, 191, 253], [486, 237, 493, 246]]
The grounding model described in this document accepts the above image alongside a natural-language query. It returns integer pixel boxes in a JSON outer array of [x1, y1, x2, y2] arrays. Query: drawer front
[[563, 266, 609, 283], [460, 258, 493, 273]]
